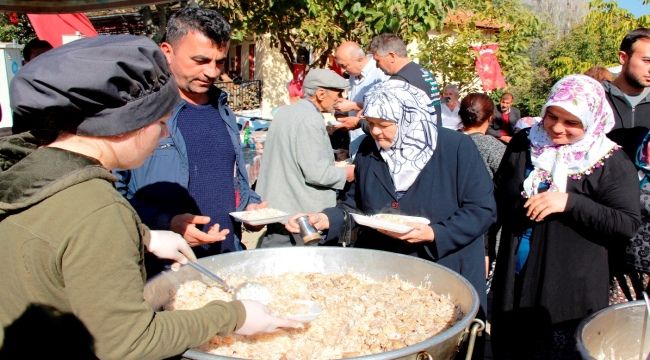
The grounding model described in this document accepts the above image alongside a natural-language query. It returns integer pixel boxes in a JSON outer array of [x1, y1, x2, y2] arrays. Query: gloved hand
[[147, 230, 197, 265], [235, 300, 303, 336]]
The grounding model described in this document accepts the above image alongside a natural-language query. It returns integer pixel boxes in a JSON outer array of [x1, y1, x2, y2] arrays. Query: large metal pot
[[576, 300, 650, 359], [144, 247, 482, 360]]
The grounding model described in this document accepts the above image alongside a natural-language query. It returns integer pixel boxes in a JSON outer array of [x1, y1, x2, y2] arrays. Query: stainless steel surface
[[296, 215, 321, 244], [577, 300, 650, 360], [641, 293, 650, 360], [464, 319, 485, 360], [144, 247, 480, 360], [187, 261, 233, 293]]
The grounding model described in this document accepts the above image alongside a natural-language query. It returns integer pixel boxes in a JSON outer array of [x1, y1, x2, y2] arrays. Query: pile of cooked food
[[168, 272, 462, 359]]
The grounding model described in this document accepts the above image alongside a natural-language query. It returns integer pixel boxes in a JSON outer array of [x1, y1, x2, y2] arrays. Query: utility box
[[0, 42, 22, 132]]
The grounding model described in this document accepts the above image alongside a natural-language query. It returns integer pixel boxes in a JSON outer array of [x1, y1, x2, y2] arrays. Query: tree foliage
[[418, 0, 550, 116], [0, 12, 35, 44], [204, 0, 456, 70], [417, 0, 650, 117], [541, 0, 649, 82]]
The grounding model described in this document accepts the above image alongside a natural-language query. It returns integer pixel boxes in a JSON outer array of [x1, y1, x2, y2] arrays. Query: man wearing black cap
[[256, 69, 355, 247], [115, 7, 263, 267]]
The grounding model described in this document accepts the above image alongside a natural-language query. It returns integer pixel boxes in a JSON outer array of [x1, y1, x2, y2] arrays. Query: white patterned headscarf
[[523, 74, 618, 196], [363, 80, 438, 192]]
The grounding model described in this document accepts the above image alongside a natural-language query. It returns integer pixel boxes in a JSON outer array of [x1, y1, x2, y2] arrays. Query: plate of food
[[230, 208, 289, 226], [323, 113, 340, 127], [350, 213, 430, 234]]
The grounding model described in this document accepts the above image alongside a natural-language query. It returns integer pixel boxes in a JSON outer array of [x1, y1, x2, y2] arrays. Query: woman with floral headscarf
[[491, 75, 641, 359], [285, 79, 497, 316]]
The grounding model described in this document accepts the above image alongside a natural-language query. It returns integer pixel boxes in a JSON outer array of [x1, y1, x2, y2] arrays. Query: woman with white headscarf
[[286, 79, 496, 315], [491, 75, 641, 359]]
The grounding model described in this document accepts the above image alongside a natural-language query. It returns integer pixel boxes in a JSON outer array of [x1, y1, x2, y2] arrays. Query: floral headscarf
[[363, 80, 438, 192], [523, 74, 618, 196]]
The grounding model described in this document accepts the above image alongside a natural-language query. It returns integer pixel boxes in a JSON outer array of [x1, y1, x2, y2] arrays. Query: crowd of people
[[1, 4, 650, 359]]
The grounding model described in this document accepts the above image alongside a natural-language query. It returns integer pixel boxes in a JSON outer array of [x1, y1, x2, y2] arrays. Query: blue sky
[[616, 0, 650, 16]]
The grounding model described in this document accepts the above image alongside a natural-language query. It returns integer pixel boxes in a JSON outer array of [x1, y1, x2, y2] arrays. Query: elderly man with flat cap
[[256, 69, 355, 248]]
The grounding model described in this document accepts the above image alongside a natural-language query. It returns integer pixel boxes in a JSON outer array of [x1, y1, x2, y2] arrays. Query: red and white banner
[[27, 13, 98, 48], [288, 63, 306, 98], [471, 43, 506, 91]]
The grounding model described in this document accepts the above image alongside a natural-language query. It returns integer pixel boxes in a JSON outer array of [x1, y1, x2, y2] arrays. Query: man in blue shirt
[[115, 7, 263, 274], [333, 41, 389, 158]]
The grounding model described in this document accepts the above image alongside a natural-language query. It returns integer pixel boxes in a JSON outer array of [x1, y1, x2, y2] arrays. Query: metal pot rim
[[147, 247, 480, 360]]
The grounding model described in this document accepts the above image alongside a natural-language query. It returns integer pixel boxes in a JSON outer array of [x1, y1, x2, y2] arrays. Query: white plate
[[230, 209, 288, 226], [323, 113, 339, 127], [350, 213, 430, 234]]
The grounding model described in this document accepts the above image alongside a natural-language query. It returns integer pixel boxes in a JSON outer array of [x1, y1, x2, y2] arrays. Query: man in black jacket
[[369, 33, 442, 127], [487, 92, 521, 143], [604, 28, 650, 130]]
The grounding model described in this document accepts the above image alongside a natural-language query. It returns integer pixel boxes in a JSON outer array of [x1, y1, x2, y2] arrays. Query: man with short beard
[[604, 28, 650, 130], [115, 7, 264, 276]]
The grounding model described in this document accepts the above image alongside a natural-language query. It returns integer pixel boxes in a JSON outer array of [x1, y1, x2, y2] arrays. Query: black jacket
[[603, 80, 650, 130], [492, 131, 641, 326], [487, 106, 521, 139], [323, 128, 496, 313]]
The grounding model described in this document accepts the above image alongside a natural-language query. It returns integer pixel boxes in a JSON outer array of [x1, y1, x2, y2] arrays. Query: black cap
[[11, 34, 180, 136]]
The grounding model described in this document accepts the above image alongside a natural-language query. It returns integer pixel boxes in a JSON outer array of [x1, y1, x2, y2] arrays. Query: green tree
[[542, 0, 649, 82], [216, 0, 456, 70], [418, 0, 550, 116], [0, 12, 35, 44]]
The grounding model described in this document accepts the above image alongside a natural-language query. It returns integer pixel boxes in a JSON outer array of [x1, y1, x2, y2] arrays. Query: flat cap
[[302, 68, 349, 91], [11, 34, 180, 136]]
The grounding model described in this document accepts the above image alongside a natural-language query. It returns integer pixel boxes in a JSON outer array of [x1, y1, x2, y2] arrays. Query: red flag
[[328, 54, 344, 76], [288, 63, 306, 98], [471, 43, 506, 91], [27, 13, 98, 48]]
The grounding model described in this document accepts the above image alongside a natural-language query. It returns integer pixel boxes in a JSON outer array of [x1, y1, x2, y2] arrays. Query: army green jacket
[[0, 132, 244, 359]]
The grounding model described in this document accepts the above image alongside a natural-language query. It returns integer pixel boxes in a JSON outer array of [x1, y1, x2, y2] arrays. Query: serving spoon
[[186, 261, 271, 301], [185, 261, 321, 321]]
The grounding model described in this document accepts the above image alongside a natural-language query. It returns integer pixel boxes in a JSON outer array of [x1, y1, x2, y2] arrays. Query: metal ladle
[[186, 261, 233, 293], [186, 261, 271, 303]]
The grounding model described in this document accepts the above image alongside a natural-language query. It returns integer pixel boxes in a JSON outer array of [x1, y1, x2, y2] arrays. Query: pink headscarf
[[523, 74, 618, 196]]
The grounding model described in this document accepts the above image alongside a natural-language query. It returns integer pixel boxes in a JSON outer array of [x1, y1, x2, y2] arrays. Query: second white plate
[[350, 213, 430, 234]]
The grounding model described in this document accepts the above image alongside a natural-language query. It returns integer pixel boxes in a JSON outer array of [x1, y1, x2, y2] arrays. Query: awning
[[0, 1, 172, 13]]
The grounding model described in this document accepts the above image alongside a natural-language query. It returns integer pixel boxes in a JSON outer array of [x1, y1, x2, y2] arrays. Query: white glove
[[147, 230, 197, 264], [235, 300, 303, 336]]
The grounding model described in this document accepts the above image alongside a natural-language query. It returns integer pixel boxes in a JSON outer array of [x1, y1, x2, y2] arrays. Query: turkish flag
[[288, 63, 307, 98], [27, 13, 98, 48], [328, 54, 344, 76], [471, 44, 506, 91]]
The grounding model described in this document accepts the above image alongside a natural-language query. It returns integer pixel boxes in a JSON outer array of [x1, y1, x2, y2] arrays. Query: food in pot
[[167, 272, 462, 359]]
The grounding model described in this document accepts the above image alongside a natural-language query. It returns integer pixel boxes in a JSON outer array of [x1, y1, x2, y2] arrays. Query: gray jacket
[[256, 99, 347, 215]]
